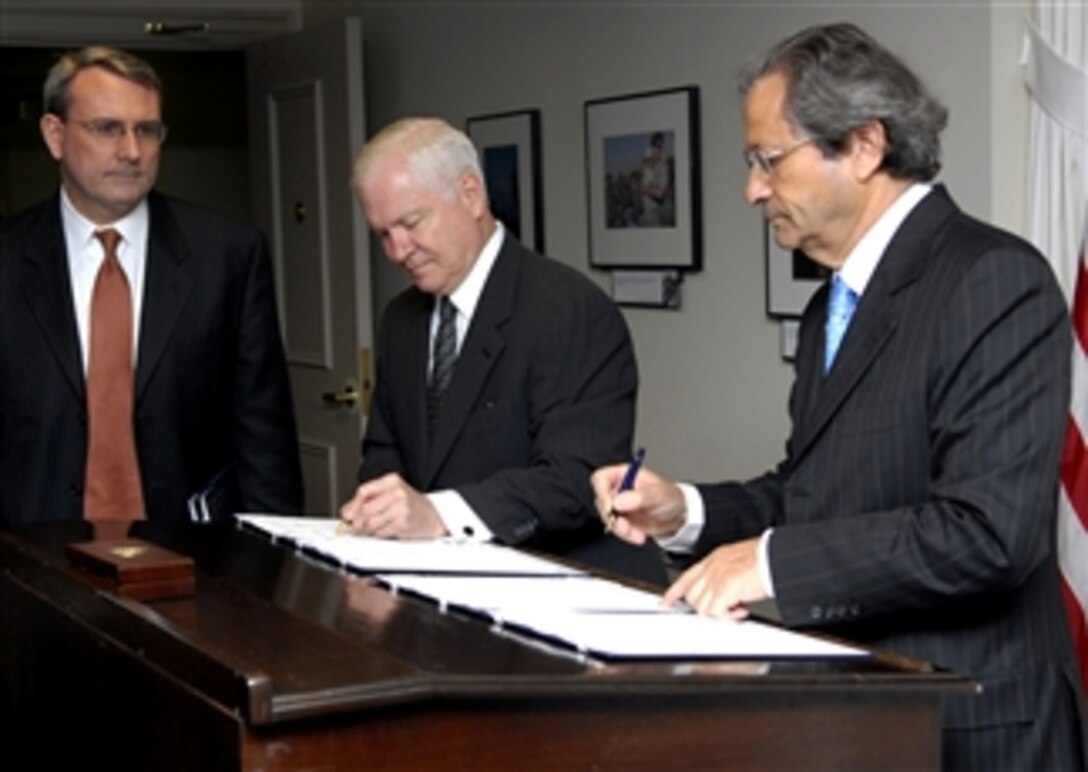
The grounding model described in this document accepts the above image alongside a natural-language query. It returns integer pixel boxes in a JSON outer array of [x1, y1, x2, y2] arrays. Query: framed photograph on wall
[[467, 109, 545, 253], [766, 223, 829, 316], [584, 86, 702, 270]]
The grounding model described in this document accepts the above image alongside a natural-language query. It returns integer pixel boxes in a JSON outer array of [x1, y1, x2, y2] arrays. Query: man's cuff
[[653, 482, 705, 553], [427, 490, 494, 541], [758, 528, 776, 598]]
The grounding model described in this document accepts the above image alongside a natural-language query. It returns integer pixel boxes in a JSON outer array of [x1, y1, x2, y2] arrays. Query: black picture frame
[[584, 86, 702, 271], [466, 109, 545, 253]]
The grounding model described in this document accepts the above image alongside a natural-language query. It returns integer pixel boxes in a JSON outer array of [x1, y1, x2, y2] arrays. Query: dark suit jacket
[[695, 187, 1085, 768], [361, 233, 665, 585], [0, 191, 302, 525]]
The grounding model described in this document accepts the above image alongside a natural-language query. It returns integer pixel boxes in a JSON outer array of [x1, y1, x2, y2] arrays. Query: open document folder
[[237, 514, 582, 575], [380, 573, 867, 660], [238, 514, 868, 661]]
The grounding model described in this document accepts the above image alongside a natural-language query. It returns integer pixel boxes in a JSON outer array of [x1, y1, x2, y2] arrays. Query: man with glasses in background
[[0, 46, 302, 526], [593, 23, 1085, 769]]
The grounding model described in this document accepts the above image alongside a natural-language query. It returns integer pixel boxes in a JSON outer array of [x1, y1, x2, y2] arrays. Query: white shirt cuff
[[427, 490, 494, 541], [653, 482, 705, 553], [758, 528, 776, 598]]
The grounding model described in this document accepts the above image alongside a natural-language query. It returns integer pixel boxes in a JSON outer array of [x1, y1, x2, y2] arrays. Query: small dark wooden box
[[66, 539, 195, 601]]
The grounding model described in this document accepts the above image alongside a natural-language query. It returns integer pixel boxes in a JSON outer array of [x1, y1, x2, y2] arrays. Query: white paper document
[[377, 572, 867, 660], [236, 514, 583, 576], [378, 573, 665, 614], [239, 515, 868, 661], [498, 608, 867, 659]]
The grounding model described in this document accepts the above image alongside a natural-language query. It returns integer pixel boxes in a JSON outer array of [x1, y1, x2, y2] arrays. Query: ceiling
[[0, 0, 302, 50]]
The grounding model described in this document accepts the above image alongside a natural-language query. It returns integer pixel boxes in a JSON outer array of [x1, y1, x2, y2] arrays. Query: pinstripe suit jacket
[[697, 187, 1085, 767]]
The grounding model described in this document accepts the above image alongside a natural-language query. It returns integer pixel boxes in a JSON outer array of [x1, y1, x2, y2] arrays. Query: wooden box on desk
[[66, 539, 195, 601]]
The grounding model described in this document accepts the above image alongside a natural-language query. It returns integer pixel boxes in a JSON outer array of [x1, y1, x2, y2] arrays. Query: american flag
[[1060, 224, 1088, 695]]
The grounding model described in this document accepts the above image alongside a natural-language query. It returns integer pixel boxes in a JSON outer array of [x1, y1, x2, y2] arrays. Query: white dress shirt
[[61, 188, 149, 372], [425, 222, 505, 541]]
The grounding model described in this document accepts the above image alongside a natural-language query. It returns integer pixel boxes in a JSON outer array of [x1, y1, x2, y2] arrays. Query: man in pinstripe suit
[[594, 23, 1086, 770]]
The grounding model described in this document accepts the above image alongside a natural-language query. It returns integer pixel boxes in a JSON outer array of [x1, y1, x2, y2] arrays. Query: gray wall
[[307, 0, 1028, 482]]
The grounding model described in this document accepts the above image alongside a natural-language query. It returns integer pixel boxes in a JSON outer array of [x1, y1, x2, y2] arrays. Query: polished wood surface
[[0, 522, 972, 770]]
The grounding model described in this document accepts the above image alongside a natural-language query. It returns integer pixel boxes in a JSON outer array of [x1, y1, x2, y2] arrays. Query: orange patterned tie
[[84, 228, 144, 521]]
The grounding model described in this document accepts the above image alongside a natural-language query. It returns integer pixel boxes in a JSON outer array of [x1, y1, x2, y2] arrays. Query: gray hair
[[738, 23, 948, 181], [352, 117, 486, 200], [43, 46, 162, 119]]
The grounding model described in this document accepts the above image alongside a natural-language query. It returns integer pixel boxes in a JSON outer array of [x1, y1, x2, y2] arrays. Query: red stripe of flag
[[1061, 576, 1088, 694], [1073, 259, 1088, 354], [1063, 252, 1088, 695], [1062, 418, 1088, 533]]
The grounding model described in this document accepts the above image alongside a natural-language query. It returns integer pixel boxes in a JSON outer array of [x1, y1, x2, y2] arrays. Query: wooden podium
[[0, 522, 972, 770]]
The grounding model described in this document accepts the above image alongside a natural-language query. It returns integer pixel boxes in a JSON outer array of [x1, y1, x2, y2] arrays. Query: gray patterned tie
[[428, 296, 458, 440]]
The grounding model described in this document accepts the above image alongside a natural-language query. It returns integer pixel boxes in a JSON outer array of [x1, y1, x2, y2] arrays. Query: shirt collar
[[447, 221, 504, 320], [838, 182, 931, 295], [59, 187, 150, 257]]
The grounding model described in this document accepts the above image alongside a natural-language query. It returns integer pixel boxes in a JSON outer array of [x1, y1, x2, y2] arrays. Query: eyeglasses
[[743, 137, 813, 175], [70, 118, 169, 145]]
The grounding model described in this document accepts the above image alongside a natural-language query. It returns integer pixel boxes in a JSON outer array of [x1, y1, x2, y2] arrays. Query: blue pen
[[619, 447, 646, 491], [606, 447, 645, 532]]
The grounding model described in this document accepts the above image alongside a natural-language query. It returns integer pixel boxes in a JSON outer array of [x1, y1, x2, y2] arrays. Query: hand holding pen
[[591, 449, 689, 545], [604, 447, 645, 533]]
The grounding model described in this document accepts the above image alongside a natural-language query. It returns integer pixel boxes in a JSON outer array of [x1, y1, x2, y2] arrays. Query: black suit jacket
[[0, 191, 302, 525], [696, 187, 1085, 767], [361, 233, 665, 585]]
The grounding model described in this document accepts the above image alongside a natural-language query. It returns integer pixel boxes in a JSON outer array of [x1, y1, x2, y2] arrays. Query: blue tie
[[824, 275, 858, 373]]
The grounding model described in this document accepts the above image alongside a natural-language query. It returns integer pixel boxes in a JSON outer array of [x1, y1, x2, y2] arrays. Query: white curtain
[[1023, 0, 1088, 693], [1024, 0, 1087, 299]]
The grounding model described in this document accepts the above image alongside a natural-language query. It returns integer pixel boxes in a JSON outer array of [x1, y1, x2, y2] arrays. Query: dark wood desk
[[0, 522, 973, 770]]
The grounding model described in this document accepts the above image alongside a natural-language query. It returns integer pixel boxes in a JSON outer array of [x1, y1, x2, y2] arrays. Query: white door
[[246, 17, 372, 516]]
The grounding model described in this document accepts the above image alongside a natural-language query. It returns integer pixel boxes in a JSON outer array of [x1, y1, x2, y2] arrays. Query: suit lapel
[[791, 289, 898, 460], [135, 193, 193, 400], [790, 187, 957, 463], [423, 237, 518, 486], [402, 298, 434, 483], [17, 196, 85, 400]]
